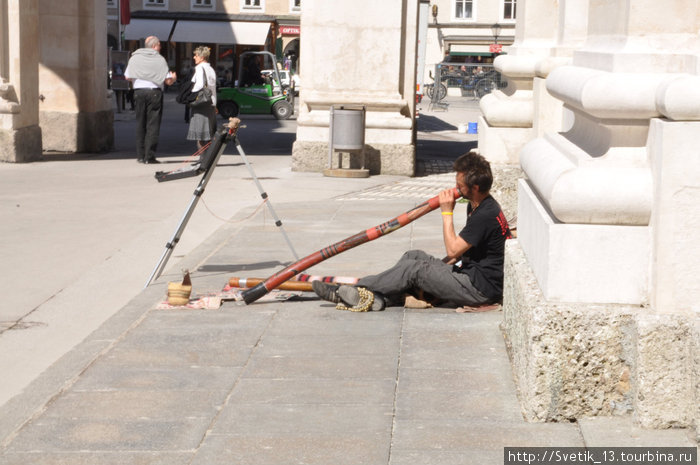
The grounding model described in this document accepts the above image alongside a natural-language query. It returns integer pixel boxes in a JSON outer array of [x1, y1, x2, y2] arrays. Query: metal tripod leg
[[233, 135, 299, 260], [144, 130, 229, 288], [144, 119, 298, 288]]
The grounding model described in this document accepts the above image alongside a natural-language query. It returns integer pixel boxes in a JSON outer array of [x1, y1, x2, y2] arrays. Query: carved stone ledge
[[0, 80, 20, 114]]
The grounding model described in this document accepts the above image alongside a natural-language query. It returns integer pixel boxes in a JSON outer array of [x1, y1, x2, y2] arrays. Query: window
[[192, 0, 214, 10], [454, 0, 473, 20], [242, 0, 263, 9], [503, 0, 516, 20], [290, 0, 300, 12], [144, 0, 167, 8], [107, 0, 116, 7]]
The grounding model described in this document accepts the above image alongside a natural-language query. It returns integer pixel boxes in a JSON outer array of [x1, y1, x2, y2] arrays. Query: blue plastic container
[[467, 122, 478, 134]]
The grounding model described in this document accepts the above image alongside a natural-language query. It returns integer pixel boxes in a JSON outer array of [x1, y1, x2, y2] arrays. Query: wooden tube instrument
[[229, 274, 358, 291], [241, 188, 461, 304], [229, 277, 313, 292]]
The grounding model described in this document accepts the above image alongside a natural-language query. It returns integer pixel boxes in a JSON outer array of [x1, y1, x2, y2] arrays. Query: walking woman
[[187, 46, 217, 150]]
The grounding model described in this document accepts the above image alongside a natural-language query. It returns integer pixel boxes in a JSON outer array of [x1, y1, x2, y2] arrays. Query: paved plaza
[[0, 94, 695, 464]]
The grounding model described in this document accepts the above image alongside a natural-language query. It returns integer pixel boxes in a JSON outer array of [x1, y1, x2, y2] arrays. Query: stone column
[[291, 0, 418, 176], [0, 0, 42, 162], [38, 0, 113, 153], [504, 0, 700, 429]]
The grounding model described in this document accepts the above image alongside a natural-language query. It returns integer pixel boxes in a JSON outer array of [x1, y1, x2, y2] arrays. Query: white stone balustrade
[[480, 55, 536, 129], [477, 54, 539, 164], [656, 75, 700, 121], [521, 67, 700, 226]]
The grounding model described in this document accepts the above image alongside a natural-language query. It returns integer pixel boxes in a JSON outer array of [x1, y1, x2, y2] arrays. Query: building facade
[[107, 0, 301, 87], [422, 0, 516, 92]]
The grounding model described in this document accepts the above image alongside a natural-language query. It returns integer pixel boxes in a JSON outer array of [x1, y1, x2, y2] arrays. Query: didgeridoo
[[241, 188, 461, 304], [229, 274, 359, 291], [229, 277, 313, 292]]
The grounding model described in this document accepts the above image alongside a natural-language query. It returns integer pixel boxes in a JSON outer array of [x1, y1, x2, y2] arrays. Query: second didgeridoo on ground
[[241, 188, 461, 304], [229, 277, 314, 292]]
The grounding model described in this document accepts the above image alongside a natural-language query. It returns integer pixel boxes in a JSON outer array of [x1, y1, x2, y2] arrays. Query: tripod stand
[[144, 118, 299, 288]]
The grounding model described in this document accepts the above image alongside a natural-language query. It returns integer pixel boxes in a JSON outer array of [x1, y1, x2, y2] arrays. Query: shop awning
[[123, 19, 175, 42], [170, 20, 271, 45], [449, 44, 494, 55]]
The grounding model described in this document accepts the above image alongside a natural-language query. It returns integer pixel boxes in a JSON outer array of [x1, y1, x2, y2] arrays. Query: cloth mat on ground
[[155, 285, 304, 309]]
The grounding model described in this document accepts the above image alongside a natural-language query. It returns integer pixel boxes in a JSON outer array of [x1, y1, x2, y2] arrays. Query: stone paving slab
[[398, 367, 516, 393], [389, 448, 504, 465], [229, 377, 397, 404], [190, 433, 392, 465], [213, 403, 394, 434], [71, 365, 243, 392], [5, 416, 212, 452], [390, 418, 584, 451], [395, 389, 524, 422], [0, 451, 193, 465], [579, 417, 698, 447], [240, 354, 400, 380]]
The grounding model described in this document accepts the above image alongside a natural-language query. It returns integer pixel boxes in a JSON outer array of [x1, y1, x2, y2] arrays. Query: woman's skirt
[[187, 104, 217, 141]]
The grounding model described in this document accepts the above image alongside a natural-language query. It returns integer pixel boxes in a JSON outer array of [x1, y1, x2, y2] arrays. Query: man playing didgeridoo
[[313, 150, 512, 311]]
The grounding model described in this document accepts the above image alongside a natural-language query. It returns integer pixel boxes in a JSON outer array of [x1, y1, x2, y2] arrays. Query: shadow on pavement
[[416, 113, 458, 132], [197, 260, 291, 274], [415, 140, 478, 177], [417, 139, 477, 159]]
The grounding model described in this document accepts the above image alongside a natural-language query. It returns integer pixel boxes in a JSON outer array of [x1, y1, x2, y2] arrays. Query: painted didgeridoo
[[241, 188, 461, 304]]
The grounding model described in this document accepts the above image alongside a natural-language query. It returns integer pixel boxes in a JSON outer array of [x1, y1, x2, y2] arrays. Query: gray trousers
[[357, 250, 491, 307]]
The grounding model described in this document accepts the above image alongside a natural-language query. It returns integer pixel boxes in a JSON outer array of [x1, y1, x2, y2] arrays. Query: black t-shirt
[[455, 195, 511, 300]]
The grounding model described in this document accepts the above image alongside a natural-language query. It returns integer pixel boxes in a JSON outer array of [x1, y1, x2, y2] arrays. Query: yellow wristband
[[441, 212, 453, 216]]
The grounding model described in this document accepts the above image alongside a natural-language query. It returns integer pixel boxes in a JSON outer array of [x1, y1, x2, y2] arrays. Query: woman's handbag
[[189, 68, 213, 108]]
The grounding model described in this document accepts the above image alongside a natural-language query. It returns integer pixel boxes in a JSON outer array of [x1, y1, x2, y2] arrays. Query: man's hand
[[439, 188, 470, 260], [165, 71, 177, 86], [438, 188, 456, 214]]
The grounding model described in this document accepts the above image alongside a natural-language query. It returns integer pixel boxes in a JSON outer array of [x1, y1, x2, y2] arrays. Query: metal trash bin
[[324, 105, 369, 178]]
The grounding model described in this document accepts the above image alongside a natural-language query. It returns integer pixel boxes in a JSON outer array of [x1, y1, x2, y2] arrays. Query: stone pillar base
[[0, 125, 42, 163], [503, 238, 698, 433], [476, 114, 532, 164], [291, 140, 415, 176], [40, 109, 114, 153], [635, 314, 696, 429], [323, 168, 370, 178], [517, 179, 649, 304]]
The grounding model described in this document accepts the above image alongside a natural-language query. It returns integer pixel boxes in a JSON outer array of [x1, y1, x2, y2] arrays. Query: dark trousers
[[357, 250, 491, 307], [134, 88, 163, 161]]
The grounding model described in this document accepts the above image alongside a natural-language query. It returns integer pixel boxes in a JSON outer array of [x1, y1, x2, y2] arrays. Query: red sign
[[120, 0, 130, 25], [279, 25, 300, 35], [489, 43, 503, 53]]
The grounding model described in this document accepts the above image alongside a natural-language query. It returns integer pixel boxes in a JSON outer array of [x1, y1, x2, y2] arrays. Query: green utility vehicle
[[216, 51, 294, 120]]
